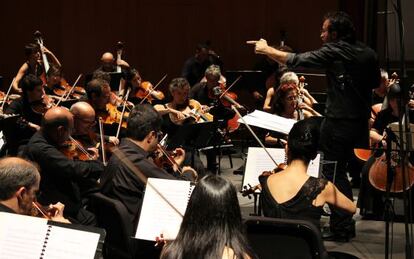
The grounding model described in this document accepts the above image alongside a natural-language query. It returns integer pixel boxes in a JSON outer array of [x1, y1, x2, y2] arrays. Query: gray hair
[[0, 158, 39, 200], [205, 65, 221, 81], [169, 77, 190, 94], [280, 71, 299, 85]]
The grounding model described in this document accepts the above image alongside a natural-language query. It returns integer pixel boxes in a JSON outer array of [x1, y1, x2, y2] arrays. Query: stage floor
[[204, 149, 409, 259]]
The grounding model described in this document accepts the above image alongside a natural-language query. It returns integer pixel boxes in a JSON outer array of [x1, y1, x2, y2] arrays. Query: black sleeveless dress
[[260, 175, 328, 228]]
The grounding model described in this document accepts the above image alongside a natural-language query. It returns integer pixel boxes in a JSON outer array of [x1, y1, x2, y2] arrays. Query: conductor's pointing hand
[[246, 38, 269, 55]]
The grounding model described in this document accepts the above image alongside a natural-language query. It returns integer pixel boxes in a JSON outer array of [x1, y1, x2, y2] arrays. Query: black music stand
[[166, 121, 221, 169]]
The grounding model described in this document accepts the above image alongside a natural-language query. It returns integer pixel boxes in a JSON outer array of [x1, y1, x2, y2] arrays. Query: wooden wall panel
[[0, 0, 344, 92]]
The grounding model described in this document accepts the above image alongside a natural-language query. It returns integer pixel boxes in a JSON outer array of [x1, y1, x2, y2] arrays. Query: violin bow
[[63, 74, 83, 102], [220, 75, 241, 98], [139, 74, 167, 104], [1, 78, 15, 112], [230, 106, 279, 167], [68, 136, 94, 160], [116, 88, 130, 139], [98, 117, 107, 166], [156, 143, 183, 175]]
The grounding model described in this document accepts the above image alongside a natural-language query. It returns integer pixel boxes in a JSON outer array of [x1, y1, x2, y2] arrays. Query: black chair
[[89, 192, 134, 259], [244, 216, 330, 259]]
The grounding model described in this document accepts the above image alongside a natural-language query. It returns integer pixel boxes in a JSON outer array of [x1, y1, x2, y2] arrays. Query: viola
[[52, 78, 86, 99], [97, 103, 128, 128], [30, 94, 54, 115], [153, 144, 183, 173], [168, 99, 213, 125], [241, 163, 287, 197]]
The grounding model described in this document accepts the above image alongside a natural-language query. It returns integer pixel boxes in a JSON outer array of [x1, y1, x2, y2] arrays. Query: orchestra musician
[[260, 118, 356, 231], [4, 74, 44, 155], [358, 83, 414, 219], [100, 104, 197, 235], [189, 65, 236, 173], [22, 107, 104, 225], [248, 11, 381, 241], [182, 42, 222, 87], [12, 43, 61, 94], [264, 82, 320, 148], [0, 157, 70, 223], [70, 101, 119, 148], [154, 77, 207, 176], [94, 52, 129, 74]]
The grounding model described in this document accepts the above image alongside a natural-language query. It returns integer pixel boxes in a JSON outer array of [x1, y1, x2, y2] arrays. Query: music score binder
[[0, 212, 105, 259], [135, 178, 194, 241]]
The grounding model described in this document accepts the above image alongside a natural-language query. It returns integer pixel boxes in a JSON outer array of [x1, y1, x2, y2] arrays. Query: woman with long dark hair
[[260, 118, 356, 230], [160, 174, 255, 259]]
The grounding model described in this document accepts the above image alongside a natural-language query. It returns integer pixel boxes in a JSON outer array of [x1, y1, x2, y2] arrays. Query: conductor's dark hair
[[126, 104, 162, 141], [324, 11, 356, 43], [287, 118, 320, 165], [160, 174, 255, 259]]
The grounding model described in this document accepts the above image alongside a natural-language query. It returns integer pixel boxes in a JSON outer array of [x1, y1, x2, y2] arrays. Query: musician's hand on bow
[[49, 202, 71, 224], [108, 136, 120, 146], [246, 38, 269, 55], [87, 147, 100, 160], [173, 148, 186, 166], [253, 91, 264, 100]]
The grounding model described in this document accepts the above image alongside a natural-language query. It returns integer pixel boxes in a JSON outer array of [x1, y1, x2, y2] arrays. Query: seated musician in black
[[190, 65, 236, 173], [4, 74, 44, 155], [260, 118, 356, 229], [154, 77, 206, 176], [43, 65, 63, 96], [358, 83, 414, 219], [22, 107, 104, 225], [100, 104, 197, 233], [0, 157, 70, 223]]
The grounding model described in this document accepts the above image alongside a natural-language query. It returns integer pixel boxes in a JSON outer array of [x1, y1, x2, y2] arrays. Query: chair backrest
[[244, 216, 329, 259], [89, 192, 133, 259]]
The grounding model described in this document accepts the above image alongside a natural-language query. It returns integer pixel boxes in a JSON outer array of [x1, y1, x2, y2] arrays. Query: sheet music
[[135, 178, 194, 241], [0, 212, 101, 259], [0, 213, 48, 259], [242, 147, 321, 189], [41, 226, 100, 259], [238, 110, 296, 135]]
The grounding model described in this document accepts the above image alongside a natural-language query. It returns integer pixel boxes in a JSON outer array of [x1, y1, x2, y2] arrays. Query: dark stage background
[[1, 0, 401, 96]]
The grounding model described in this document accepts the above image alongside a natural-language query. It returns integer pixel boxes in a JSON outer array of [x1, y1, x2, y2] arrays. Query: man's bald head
[[0, 157, 40, 201], [101, 52, 114, 63], [70, 102, 96, 135], [42, 107, 74, 141], [70, 101, 95, 118]]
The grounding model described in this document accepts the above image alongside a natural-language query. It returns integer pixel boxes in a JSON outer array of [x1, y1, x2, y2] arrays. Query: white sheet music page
[[135, 178, 193, 241], [0, 212, 48, 259], [41, 226, 100, 259], [238, 110, 296, 135], [242, 147, 321, 189]]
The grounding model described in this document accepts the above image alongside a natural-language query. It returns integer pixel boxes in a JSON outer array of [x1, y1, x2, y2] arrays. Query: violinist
[[264, 82, 321, 148], [70, 101, 119, 149], [22, 107, 104, 225], [0, 157, 70, 223], [260, 118, 355, 233], [85, 78, 112, 115], [12, 43, 61, 94], [358, 83, 414, 219], [4, 75, 44, 155], [43, 65, 63, 96], [154, 78, 207, 175], [100, 104, 197, 234]]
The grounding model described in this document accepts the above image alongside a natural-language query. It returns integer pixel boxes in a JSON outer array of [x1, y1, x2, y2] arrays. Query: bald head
[[101, 52, 114, 63], [42, 107, 74, 142], [0, 157, 40, 201], [70, 101, 95, 118]]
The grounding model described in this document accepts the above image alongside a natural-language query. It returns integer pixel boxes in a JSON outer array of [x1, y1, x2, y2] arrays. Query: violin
[[168, 99, 213, 125], [241, 163, 288, 198], [30, 94, 54, 115], [97, 103, 129, 128], [52, 77, 86, 100], [136, 81, 165, 103], [59, 136, 96, 161]]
